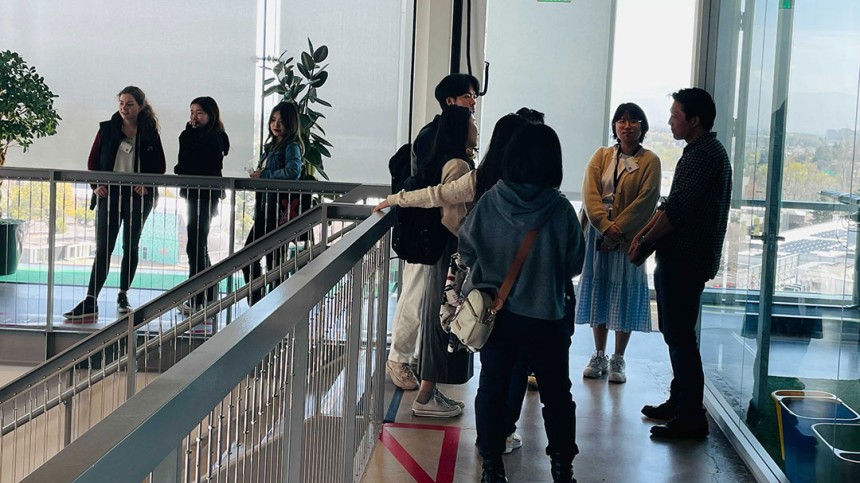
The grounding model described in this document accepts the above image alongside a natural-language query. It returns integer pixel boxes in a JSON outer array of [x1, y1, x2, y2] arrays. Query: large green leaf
[[263, 77, 276, 86], [310, 133, 333, 147], [311, 71, 328, 88], [272, 63, 283, 75], [307, 108, 326, 120], [307, 38, 315, 55], [296, 62, 311, 79], [301, 52, 314, 72], [313, 45, 329, 63], [314, 142, 331, 158], [313, 97, 332, 108]]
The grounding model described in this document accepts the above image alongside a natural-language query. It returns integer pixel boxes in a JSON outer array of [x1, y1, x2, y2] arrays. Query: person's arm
[[390, 170, 476, 208], [260, 142, 302, 180], [439, 158, 471, 235], [566, 205, 586, 277], [627, 209, 672, 265], [582, 148, 614, 235], [611, 152, 662, 240], [87, 130, 105, 193]]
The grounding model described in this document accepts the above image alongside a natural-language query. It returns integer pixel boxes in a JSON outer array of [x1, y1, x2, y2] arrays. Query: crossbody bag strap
[[490, 229, 538, 312]]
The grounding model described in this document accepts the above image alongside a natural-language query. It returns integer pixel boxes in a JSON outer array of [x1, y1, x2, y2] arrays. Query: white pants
[[388, 261, 424, 364]]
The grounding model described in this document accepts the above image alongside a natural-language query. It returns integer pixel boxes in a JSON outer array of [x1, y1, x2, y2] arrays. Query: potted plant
[[0, 50, 61, 274], [263, 39, 333, 180]]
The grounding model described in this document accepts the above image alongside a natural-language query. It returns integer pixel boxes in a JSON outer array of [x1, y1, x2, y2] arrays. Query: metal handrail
[[0, 200, 378, 406], [22, 206, 393, 483]]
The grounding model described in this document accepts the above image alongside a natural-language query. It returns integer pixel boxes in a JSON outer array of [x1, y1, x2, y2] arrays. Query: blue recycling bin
[[813, 423, 860, 483], [778, 397, 860, 482]]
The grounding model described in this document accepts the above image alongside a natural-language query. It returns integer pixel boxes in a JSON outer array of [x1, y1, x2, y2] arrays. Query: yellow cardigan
[[581, 145, 661, 251]]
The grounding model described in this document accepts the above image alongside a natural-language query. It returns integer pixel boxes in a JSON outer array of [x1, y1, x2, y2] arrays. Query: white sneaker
[[386, 361, 419, 390], [434, 388, 465, 409], [504, 432, 522, 454], [583, 351, 609, 378], [412, 393, 462, 418], [608, 354, 627, 383]]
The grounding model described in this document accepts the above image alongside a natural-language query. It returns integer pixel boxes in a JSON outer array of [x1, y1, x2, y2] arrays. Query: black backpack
[[388, 143, 452, 265]]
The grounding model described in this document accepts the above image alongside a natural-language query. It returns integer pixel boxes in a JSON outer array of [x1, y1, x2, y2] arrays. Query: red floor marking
[[379, 422, 460, 483]]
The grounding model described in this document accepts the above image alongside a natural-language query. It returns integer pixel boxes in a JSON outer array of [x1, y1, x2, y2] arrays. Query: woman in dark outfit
[[242, 101, 303, 305], [175, 96, 230, 313], [459, 124, 584, 482], [64, 86, 166, 319]]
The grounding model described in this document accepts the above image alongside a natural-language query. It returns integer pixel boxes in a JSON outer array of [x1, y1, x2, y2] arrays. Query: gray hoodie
[[458, 180, 584, 320]]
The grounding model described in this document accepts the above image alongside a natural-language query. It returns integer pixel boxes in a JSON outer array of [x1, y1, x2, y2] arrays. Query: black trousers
[[86, 187, 154, 297], [476, 310, 578, 464], [186, 196, 219, 305], [242, 194, 284, 305], [653, 254, 707, 421]]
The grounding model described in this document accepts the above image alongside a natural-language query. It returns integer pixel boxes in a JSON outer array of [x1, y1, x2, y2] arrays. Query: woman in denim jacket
[[242, 101, 303, 305]]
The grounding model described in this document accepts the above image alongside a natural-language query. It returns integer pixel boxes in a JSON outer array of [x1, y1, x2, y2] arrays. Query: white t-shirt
[[113, 136, 136, 173]]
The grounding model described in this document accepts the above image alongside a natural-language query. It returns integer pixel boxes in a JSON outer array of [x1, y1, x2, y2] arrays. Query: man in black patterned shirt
[[628, 88, 732, 439]]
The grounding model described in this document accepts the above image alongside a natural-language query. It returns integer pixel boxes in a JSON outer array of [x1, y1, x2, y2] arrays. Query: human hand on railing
[[248, 169, 261, 178], [133, 185, 149, 196], [93, 185, 108, 197], [373, 199, 390, 212]]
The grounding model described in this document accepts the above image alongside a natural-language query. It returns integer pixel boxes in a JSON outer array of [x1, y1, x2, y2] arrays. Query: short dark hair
[[671, 88, 716, 131], [610, 102, 649, 142], [434, 74, 480, 109], [515, 107, 545, 124], [501, 123, 563, 188]]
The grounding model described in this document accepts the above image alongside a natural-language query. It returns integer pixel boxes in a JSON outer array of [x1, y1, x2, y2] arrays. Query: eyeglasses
[[458, 92, 478, 100], [615, 119, 642, 127]]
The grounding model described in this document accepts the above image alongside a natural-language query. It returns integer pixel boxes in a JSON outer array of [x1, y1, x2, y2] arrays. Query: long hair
[[265, 101, 303, 153], [426, 105, 473, 177], [190, 96, 224, 136], [118, 86, 159, 132], [474, 113, 529, 202]]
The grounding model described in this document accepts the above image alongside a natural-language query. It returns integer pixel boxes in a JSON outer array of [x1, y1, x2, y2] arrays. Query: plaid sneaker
[[386, 361, 419, 390]]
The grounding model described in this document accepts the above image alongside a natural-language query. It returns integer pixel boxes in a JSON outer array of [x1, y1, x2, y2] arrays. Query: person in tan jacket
[[577, 103, 661, 383]]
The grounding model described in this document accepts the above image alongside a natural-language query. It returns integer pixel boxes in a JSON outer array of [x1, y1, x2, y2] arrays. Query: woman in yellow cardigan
[[577, 103, 661, 383]]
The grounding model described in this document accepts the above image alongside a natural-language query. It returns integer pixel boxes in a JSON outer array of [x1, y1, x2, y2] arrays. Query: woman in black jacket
[[64, 86, 166, 319], [174, 97, 230, 313]]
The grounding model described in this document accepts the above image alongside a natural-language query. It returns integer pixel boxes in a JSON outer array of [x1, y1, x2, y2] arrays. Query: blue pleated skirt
[[575, 224, 651, 333]]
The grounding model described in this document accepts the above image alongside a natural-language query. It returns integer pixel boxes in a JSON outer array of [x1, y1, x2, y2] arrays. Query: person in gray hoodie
[[458, 123, 584, 483]]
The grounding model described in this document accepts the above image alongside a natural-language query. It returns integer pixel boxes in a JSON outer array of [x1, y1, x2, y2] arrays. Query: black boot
[[550, 453, 576, 483], [481, 459, 507, 483]]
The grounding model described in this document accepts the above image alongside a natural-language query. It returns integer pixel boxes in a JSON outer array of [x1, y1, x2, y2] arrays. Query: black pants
[[186, 196, 219, 305], [86, 188, 154, 297], [476, 310, 578, 464], [654, 254, 707, 421], [242, 194, 284, 305]]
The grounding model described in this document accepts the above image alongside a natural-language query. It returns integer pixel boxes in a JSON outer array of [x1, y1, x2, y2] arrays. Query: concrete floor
[[362, 329, 757, 483]]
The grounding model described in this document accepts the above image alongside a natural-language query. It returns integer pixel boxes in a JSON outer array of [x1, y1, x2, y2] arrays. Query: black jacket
[[174, 123, 230, 200]]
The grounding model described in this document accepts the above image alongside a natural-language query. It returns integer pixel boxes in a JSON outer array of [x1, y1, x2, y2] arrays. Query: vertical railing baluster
[[284, 318, 308, 483], [151, 441, 182, 483], [342, 265, 363, 483], [45, 174, 58, 329]]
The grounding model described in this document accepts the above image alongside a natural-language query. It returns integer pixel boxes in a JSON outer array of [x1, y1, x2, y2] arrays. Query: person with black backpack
[[406, 104, 477, 418], [384, 74, 480, 391]]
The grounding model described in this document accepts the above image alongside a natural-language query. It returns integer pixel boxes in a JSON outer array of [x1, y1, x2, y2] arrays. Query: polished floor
[[362, 328, 757, 483]]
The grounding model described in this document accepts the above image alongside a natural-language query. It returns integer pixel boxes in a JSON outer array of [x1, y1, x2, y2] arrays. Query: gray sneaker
[[608, 354, 627, 383], [386, 360, 419, 390], [412, 393, 462, 418], [434, 388, 465, 409], [583, 351, 609, 378]]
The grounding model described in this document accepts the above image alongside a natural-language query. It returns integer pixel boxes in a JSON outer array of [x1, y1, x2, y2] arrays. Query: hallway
[[362, 329, 757, 483]]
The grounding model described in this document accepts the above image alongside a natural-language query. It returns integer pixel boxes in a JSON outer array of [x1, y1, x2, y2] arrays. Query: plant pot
[[0, 219, 25, 275]]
